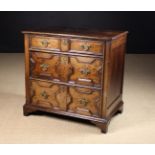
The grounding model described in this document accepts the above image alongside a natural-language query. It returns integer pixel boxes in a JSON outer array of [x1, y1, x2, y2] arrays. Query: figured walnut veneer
[[23, 28, 128, 133]]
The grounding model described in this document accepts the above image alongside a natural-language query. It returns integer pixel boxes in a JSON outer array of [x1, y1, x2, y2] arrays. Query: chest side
[[103, 35, 127, 118]]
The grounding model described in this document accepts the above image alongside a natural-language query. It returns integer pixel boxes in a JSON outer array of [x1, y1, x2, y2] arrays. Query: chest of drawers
[[22, 28, 128, 133]]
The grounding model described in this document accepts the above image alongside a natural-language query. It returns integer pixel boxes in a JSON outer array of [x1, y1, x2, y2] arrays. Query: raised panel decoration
[[30, 79, 101, 116], [30, 52, 59, 80], [67, 87, 101, 117], [55, 55, 73, 82], [30, 52, 102, 87], [69, 56, 102, 87], [30, 80, 67, 110]]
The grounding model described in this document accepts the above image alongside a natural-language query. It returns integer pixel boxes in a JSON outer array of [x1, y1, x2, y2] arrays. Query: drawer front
[[67, 87, 101, 117], [30, 80, 68, 111], [70, 39, 104, 55], [30, 36, 104, 55], [30, 52, 73, 82], [30, 52, 103, 87], [30, 52, 60, 80], [30, 80, 101, 117], [30, 36, 60, 50], [69, 56, 102, 87]]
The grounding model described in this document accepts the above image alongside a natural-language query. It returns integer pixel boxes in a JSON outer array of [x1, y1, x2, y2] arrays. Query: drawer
[[30, 52, 60, 80], [30, 52, 103, 87], [67, 87, 101, 117], [30, 79, 101, 117], [69, 56, 102, 87], [30, 80, 68, 111], [70, 39, 104, 55], [30, 36, 104, 56], [30, 35, 60, 50]]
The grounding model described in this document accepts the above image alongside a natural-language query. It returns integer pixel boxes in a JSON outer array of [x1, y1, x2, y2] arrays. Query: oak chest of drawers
[[22, 28, 128, 133]]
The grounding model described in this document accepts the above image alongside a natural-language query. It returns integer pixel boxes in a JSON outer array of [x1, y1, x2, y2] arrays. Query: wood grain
[[23, 29, 128, 133], [70, 39, 103, 55], [30, 35, 60, 50], [30, 52, 103, 87], [67, 87, 101, 117]]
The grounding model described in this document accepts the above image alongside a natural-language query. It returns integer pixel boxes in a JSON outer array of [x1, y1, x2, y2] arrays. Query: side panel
[[24, 34, 31, 104], [104, 35, 127, 118]]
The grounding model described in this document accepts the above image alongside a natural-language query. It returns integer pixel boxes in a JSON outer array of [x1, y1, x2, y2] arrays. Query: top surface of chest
[[22, 28, 128, 40]]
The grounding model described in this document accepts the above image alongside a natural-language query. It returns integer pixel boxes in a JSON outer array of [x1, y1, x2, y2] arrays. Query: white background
[[0, 0, 154, 153], [0, 0, 155, 11]]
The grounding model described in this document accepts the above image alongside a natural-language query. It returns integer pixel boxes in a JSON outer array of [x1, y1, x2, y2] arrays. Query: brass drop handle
[[81, 44, 91, 51], [80, 68, 91, 75], [40, 63, 49, 71], [41, 91, 49, 99], [79, 98, 89, 106], [41, 40, 49, 47]]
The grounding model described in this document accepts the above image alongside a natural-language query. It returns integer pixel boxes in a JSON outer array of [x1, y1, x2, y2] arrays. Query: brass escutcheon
[[41, 91, 49, 99], [40, 63, 49, 71], [81, 44, 91, 51], [80, 68, 91, 75], [41, 40, 49, 47], [60, 56, 68, 64], [79, 98, 89, 106], [63, 39, 68, 45]]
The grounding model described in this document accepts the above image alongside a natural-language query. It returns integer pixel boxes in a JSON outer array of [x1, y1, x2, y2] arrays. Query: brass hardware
[[79, 98, 89, 106], [63, 39, 68, 45], [81, 44, 91, 51], [80, 68, 91, 75], [40, 63, 49, 71], [61, 56, 68, 64], [41, 40, 49, 47], [41, 91, 49, 99]]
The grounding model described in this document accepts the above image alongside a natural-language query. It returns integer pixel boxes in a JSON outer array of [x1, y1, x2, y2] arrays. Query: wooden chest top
[[22, 27, 128, 40]]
